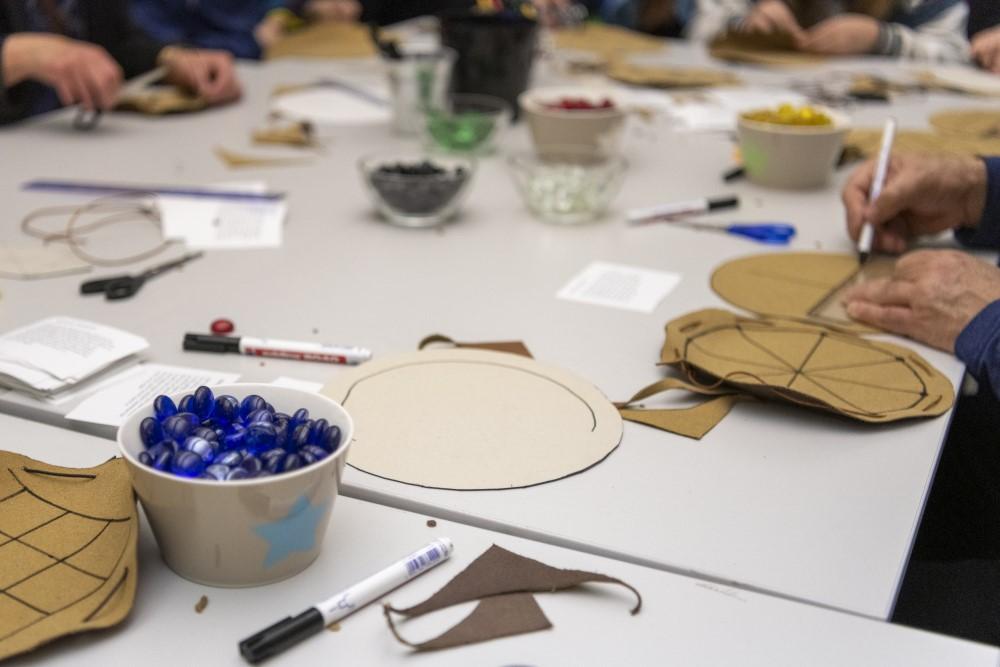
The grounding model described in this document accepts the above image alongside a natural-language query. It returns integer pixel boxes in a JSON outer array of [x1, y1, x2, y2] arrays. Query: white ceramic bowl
[[737, 107, 851, 190], [117, 383, 353, 587], [519, 86, 628, 155]]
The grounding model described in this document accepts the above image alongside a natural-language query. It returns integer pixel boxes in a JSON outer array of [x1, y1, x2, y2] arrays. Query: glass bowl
[[359, 152, 476, 228], [424, 94, 511, 155], [507, 146, 628, 224]]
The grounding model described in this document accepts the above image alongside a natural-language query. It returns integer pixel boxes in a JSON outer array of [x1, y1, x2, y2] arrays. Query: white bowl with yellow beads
[[737, 104, 851, 190]]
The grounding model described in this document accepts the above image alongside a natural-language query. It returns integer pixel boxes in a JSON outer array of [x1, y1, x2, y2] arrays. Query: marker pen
[[184, 333, 372, 365], [627, 195, 739, 224], [239, 538, 454, 663]]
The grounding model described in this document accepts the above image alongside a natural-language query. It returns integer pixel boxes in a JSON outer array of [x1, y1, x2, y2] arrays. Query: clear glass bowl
[[359, 152, 476, 228], [424, 94, 511, 155], [508, 146, 628, 224]]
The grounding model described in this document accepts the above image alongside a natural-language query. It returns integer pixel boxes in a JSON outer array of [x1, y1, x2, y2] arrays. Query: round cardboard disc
[[322, 349, 623, 491], [711, 252, 871, 331]]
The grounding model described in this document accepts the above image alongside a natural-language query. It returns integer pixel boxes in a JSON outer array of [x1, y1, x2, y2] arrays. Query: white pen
[[239, 538, 454, 663], [858, 117, 897, 264], [184, 333, 372, 365], [627, 195, 739, 224]]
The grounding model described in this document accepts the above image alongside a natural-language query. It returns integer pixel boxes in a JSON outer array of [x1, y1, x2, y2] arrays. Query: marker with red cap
[[184, 333, 371, 365]]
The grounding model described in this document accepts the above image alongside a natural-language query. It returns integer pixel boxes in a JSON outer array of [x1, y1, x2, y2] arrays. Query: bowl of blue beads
[[117, 383, 354, 587]]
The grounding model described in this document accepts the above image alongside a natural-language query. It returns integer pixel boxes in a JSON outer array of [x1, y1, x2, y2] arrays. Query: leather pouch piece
[[0, 452, 138, 660], [117, 87, 206, 115], [384, 545, 641, 651]]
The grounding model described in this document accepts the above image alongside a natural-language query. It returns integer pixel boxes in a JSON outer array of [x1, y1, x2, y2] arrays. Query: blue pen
[[24, 180, 285, 203], [667, 220, 796, 245]]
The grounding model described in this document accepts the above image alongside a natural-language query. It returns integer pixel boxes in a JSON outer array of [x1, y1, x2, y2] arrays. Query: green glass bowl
[[424, 94, 511, 155]]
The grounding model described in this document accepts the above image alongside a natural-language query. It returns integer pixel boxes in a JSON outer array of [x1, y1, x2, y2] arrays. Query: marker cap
[[184, 333, 240, 353], [239, 608, 324, 664]]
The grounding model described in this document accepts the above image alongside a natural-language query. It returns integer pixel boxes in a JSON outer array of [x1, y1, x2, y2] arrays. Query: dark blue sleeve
[[956, 157, 1000, 249], [956, 299, 1000, 399]]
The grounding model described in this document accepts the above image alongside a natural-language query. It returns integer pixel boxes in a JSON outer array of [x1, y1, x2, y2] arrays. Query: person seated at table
[[967, 0, 1000, 73], [584, 0, 695, 37], [130, 0, 362, 61], [689, 0, 970, 62], [0, 0, 240, 125], [840, 153, 1000, 393]]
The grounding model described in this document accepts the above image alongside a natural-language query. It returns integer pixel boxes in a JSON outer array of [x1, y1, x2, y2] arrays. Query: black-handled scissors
[[80, 252, 204, 300]]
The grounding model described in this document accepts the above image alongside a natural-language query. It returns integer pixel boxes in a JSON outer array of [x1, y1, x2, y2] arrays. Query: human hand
[[972, 26, 1000, 74], [5, 33, 122, 111], [739, 0, 804, 41], [799, 14, 880, 55], [158, 47, 241, 106], [305, 0, 362, 21], [254, 14, 286, 51], [843, 250, 1000, 352], [841, 153, 987, 254]]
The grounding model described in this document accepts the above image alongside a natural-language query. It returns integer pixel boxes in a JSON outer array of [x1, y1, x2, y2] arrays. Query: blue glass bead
[[152, 449, 173, 471], [321, 425, 342, 453], [217, 450, 242, 466], [198, 473, 216, 480], [308, 419, 329, 445], [214, 428, 226, 440], [264, 453, 285, 474], [260, 447, 285, 462], [265, 402, 275, 413], [247, 408, 273, 424], [138, 451, 153, 466], [178, 394, 195, 413], [273, 412, 290, 422], [240, 395, 266, 420], [290, 408, 310, 427], [140, 417, 164, 447], [226, 468, 251, 481], [193, 426, 219, 442], [273, 419, 290, 449], [216, 395, 240, 422], [201, 416, 229, 430], [289, 423, 310, 451], [160, 438, 179, 454], [171, 450, 206, 477], [301, 444, 329, 461], [183, 436, 217, 462], [245, 423, 277, 453], [240, 456, 263, 475], [280, 454, 304, 473], [204, 464, 230, 481], [193, 386, 216, 420], [154, 395, 178, 421]]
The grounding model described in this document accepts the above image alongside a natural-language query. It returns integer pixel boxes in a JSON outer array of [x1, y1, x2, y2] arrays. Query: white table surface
[[4, 414, 999, 667], [0, 43, 995, 619]]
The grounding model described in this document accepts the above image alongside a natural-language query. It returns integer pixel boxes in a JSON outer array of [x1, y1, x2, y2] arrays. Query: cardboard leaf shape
[[322, 349, 623, 491], [384, 545, 641, 651], [0, 453, 138, 660], [660, 309, 953, 423], [606, 62, 742, 89], [551, 23, 665, 62], [846, 128, 1000, 158], [709, 31, 825, 66], [930, 109, 1000, 139]]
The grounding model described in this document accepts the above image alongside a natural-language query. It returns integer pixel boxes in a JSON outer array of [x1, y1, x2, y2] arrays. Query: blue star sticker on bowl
[[254, 495, 330, 568]]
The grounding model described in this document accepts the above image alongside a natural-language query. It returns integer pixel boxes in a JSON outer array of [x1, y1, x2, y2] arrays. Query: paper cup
[[117, 383, 353, 587]]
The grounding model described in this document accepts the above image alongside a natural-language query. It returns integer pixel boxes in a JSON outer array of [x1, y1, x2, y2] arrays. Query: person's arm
[[956, 157, 1000, 249], [955, 299, 1000, 398], [871, 1, 970, 62], [686, 0, 750, 40]]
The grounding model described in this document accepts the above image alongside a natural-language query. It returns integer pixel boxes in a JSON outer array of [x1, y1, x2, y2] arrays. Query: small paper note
[[66, 363, 240, 426], [158, 182, 286, 249], [557, 262, 681, 313]]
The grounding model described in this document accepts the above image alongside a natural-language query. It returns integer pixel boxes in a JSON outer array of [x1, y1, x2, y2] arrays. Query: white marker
[[858, 117, 897, 264], [627, 195, 739, 224], [184, 333, 372, 365], [239, 538, 453, 663]]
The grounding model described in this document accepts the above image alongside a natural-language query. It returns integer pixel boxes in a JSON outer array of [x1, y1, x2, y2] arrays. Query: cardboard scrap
[[214, 147, 312, 169], [0, 453, 138, 661], [551, 23, 665, 62], [418, 334, 533, 359], [322, 349, 622, 490], [116, 87, 206, 115], [846, 128, 1000, 159], [606, 61, 742, 89], [708, 31, 825, 67], [930, 109, 1000, 139], [252, 121, 316, 147], [384, 545, 640, 651], [265, 22, 384, 60]]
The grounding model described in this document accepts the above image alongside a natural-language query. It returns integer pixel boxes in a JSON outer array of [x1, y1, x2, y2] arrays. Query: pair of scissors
[[669, 220, 797, 246], [80, 252, 204, 300]]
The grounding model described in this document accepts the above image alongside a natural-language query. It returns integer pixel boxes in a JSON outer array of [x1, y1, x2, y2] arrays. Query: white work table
[[0, 45, 994, 620], [4, 414, 999, 667]]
